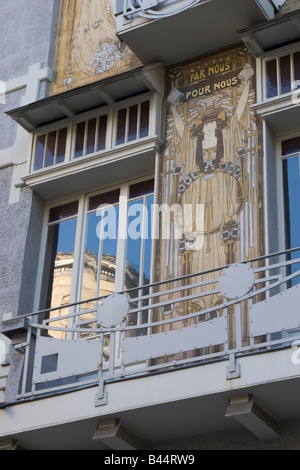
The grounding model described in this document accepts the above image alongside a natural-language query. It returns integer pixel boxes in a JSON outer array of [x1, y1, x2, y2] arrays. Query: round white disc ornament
[[219, 263, 254, 300], [97, 294, 129, 328]]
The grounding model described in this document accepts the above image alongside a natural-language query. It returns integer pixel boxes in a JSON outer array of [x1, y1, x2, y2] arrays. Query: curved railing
[[15, 247, 300, 402]]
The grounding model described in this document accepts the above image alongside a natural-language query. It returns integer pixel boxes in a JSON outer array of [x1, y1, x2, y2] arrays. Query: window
[[40, 179, 155, 339], [33, 127, 68, 171], [31, 96, 152, 172], [265, 51, 300, 99], [282, 136, 300, 284], [116, 100, 150, 145], [74, 115, 108, 158]]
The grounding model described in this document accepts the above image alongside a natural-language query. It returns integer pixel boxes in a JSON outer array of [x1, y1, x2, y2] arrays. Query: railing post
[[235, 303, 242, 350]]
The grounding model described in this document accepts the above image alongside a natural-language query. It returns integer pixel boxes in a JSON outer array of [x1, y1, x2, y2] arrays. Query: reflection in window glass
[[45, 131, 56, 168], [81, 205, 119, 309], [34, 129, 67, 171], [125, 189, 154, 337], [86, 118, 97, 155], [116, 108, 127, 145], [49, 201, 79, 223], [34, 134, 46, 170], [75, 121, 85, 158], [280, 55, 291, 94], [266, 59, 278, 98], [294, 52, 300, 87], [42, 181, 154, 341], [46, 217, 77, 338], [128, 104, 138, 142], [56, 128, 67, 164], [283, 151, 300, 285], [283, 154, 300, 249], [282, 136, 300, 156], [140, 101, 150, 138], [97, 115, 107, 151]]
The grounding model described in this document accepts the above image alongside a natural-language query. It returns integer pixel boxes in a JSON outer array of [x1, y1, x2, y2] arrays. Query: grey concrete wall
[[0, 0, 59, 321], [0, 0, 59, 149], [0, 0, 58, 83]]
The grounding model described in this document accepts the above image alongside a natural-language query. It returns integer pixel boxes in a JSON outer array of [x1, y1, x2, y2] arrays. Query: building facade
[[1, 0, 300, 450]]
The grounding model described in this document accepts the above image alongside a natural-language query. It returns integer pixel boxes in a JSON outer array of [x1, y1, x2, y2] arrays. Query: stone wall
[[0, 0, 59, 403]]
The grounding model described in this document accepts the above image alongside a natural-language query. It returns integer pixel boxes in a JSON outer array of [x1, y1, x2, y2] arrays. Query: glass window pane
[[34, 134, 46, 170], [86, 118, 96, 155], [129, 179, 154, 199], [49, 201, 79, 223], [56, 127, 67, 164], [140, 101, 150, 138], [46, 218, 77, 337], [81, 212, 100, 307], [75, 121, 85, 158], [266, 59, 278, 98], [116, 108, 127, 145], [100, 205, 119, 298], [125, 198, 144, 288], [97, 115, 107, 151], [45, 131, 57, 168], [89, 189, 120, 211], [280, 55, 291, 94], [128, 104, 138, 142], [283, 155, 300, 285], [282, 136, 300, 156], [294, 52, 300, 87]]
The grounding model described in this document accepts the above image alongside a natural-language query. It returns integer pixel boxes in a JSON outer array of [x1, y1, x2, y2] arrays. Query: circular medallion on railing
[[219, 263, 254, 300], [97, 294, 129, 328]]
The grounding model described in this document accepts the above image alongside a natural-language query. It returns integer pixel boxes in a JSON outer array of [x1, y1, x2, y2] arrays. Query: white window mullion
[[125, 107, 129, 144], [115, 184, 129, 293], [67, 122, 74, 162], [277, 57, 281, 96], [43, 133, 48, 168], [68, 195, 85, 338], [137, 196, 147, 325], [291, 52, 296, 91], [83, 120, 88, 156]]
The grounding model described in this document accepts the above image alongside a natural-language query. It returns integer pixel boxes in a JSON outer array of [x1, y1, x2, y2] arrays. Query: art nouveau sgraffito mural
[[155, 45, 264, 342], [50, 0, 142, 95]]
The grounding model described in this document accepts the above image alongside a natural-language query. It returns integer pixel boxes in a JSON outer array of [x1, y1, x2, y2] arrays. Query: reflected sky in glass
[[56, 218, 77, 253]]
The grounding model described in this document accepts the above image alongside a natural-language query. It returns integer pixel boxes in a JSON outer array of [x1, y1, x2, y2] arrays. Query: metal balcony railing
[[15, 247, 300, 404], [116, 0, 208, 21]]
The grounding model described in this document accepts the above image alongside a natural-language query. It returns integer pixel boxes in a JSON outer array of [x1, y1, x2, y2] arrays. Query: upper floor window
[[265, 51, 300, 99], [31, 95, 152, 173], [33, 127, 68, 171]]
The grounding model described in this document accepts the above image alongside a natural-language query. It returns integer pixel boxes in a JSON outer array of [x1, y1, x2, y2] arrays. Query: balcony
[[1, 248, 300, 449], [113, 0, 276, 66]]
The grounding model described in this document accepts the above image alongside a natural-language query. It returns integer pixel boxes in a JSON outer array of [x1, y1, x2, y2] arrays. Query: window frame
[[275, 132, 300, 253], [34, 175, 156, 327], [30, 91, 157, 175], [261, 42, 300, 102]]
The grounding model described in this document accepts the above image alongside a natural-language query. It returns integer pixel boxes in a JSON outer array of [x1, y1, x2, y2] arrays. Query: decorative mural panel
[[50, 0, 142, 95], [155, 45, 264, 338]]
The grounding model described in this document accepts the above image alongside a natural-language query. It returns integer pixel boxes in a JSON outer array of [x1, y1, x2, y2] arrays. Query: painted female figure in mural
[[72, 0, 126, 76], [50, 0, 141, 94], [162, 58, 259, 315]]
